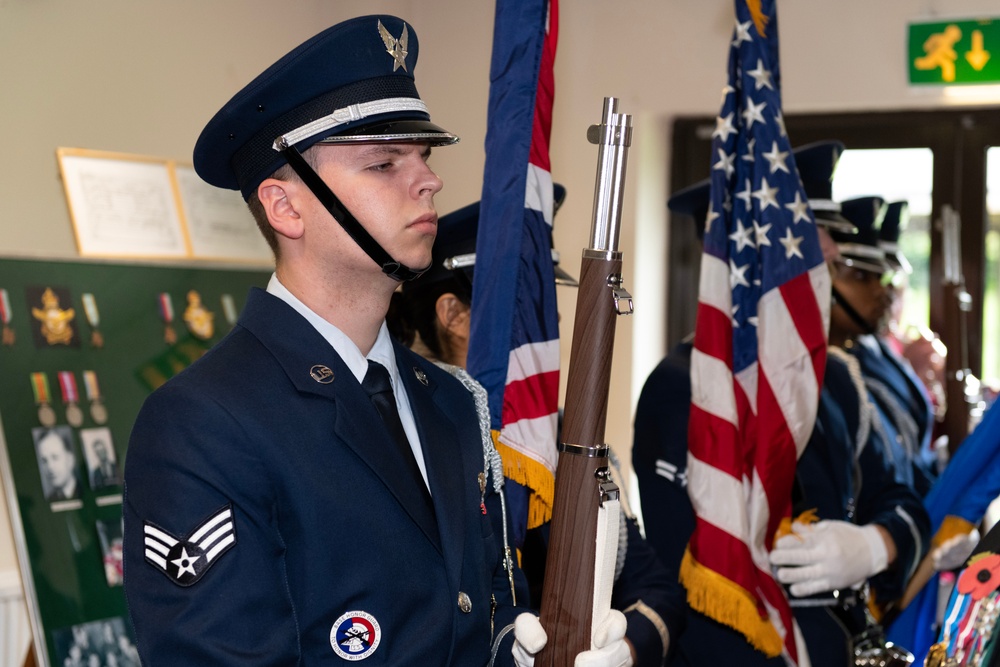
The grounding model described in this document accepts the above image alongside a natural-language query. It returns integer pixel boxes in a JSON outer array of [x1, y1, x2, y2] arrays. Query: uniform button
[[458, 592, 472, 613]]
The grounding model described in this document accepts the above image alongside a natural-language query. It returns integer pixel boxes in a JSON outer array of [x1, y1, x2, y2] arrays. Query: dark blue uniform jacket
[[124, 288, 523, 665], [852, 334, 937, 498], [632, 341, 929, 667]]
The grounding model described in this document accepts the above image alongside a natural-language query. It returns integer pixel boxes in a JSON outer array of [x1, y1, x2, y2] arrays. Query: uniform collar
[[266, 273, 401, 389]]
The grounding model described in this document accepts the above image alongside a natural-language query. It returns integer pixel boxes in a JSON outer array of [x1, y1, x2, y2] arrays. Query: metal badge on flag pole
[[31, 372, 56, 427], [1, 288, 14, 346], [159, 292, 177, 344], [83, 370, 108, 425], [58, 371, 84, 427], [81, 293, 104, 348]]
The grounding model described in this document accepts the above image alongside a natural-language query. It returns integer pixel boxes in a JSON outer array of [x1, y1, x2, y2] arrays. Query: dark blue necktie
[[362, 360, 434, 511]]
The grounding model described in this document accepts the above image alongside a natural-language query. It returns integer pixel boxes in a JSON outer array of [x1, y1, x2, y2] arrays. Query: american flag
[[679, 1, 830, 663], [467, 0, 560, 547]]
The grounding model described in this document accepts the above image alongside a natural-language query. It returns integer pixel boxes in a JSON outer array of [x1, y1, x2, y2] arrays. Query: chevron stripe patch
[[143, 504, 237, 587]]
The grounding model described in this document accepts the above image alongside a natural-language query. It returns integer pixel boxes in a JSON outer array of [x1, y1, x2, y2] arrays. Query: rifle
[[896, 205, 985, 612], [939, 204, 982, 458], [536, 97, 633, 665]]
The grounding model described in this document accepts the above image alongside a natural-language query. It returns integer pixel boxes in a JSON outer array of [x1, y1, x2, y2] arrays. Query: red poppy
[[957, 553, 1000, 600]]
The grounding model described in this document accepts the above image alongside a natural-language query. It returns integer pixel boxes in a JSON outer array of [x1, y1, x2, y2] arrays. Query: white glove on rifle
[[769, 520, 889, 598], [933, 528, 981, 572], [511, 610, 633, 667]]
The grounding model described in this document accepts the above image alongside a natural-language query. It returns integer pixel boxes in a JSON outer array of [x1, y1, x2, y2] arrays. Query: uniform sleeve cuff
[[624, 600, 669, 665]]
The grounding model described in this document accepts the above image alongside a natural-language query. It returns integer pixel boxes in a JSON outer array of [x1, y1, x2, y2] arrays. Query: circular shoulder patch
[[331, 610, 381, 661]]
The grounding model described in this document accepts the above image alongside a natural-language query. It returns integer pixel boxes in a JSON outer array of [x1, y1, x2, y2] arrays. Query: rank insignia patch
[[331, 610, 381, 661], [143, 504, 236, 586]]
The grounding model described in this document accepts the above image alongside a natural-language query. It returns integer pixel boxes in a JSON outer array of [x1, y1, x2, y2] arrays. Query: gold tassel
[[493, 431, 556, 530], [680, 548, 784, 657], [932, 515, 976, 549], [745, 0, 769, 38]]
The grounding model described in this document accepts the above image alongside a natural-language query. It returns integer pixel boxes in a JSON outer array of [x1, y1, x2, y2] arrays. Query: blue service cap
[[193, 15, 458, 200], [666, 140, 857, 238], [879, 201, 913, 274], [791, 140, 855, 234], [835, 196, 893, 274], [404, 184, 576, 290], [667, 179, 711, 240]]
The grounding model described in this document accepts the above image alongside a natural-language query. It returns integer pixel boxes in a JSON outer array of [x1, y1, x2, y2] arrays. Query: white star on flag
[[785, 191, 811, 224], [779, 227, 805, 259], [763, 141, 790, 174]]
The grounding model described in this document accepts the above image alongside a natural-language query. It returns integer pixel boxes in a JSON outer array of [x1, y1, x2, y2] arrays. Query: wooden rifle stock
[[536, 97, 633, 666]]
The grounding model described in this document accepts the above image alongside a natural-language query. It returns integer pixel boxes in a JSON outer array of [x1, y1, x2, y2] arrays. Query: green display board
[[0, 255, 271, 666]]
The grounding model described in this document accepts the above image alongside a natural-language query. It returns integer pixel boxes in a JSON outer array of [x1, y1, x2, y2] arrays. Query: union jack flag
[[679, 1, 830, 663], [467, 0, 560, 546]]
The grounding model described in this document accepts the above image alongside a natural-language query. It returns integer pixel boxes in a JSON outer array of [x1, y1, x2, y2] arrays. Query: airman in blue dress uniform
[[832, 197, 937, 498], [632, 141, 930, 666], [122, 16, 535, 666]]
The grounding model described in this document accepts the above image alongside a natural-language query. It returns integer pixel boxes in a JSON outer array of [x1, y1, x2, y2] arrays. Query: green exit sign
[[908, 18, 1000, 85]]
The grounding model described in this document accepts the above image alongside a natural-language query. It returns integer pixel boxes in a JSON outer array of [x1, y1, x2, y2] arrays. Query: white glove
[[575, 609, 633, 667], [512, 613, 547, 667], [933, 529, 981, 571], [769, 520, 889, 597], [511, 610, 633, 667]]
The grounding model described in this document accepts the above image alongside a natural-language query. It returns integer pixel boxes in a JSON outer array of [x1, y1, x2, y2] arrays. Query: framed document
[[57, 148, 190, 259], [174, 165, 272, 264]]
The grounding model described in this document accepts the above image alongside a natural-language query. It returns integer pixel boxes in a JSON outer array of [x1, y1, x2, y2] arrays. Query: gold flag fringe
[[680, 548, 784, 657], [493, 431, 556, 531]]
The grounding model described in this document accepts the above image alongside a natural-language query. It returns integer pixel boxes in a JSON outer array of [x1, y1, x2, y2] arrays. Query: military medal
[[83, 370, 108, 425], [159, 293, 177, 344], [183, 290, 215, 340], [30, 372, 56, 427], [58, 371, 84, 427], [1, 289, 14, 346], [30, 287, 76, 346], [81, 293, 104, 348], [220, 293, 237, 329]]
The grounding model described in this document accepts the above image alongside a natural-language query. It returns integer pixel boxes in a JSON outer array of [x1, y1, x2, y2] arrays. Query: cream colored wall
[[2, 0, 998, 583]]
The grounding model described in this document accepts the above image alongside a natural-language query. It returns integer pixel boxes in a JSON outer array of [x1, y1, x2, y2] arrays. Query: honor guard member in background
[[879, 201, 949, 443], [830, 197, 938, 499], [123, 16, 540, 665], [632, 141, 930, 667], [390, 187, 687, 666]]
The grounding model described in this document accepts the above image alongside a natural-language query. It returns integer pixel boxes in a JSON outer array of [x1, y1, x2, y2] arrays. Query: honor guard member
[[391, 188, 686, 666], [632, 141, 930, 667], [123, 16, 536, 665], [830, 197, 938, 499]]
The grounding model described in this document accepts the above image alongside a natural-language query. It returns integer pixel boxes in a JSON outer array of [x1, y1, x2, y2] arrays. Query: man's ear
[[257, 179, 304, 240], [435, 293, 471, 340]]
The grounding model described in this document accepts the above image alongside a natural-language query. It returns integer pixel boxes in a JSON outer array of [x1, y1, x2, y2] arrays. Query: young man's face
[[307, 141, 443, 276], [830, 261, 892, 335]]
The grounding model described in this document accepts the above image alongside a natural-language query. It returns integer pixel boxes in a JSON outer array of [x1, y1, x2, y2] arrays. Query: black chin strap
[[280, 146, 429, 282], [831, 285, 877, 335]]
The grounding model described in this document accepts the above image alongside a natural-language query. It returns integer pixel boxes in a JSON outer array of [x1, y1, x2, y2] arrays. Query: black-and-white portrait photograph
[[51, 616, 140, 667], [80, 427, 121, 491], [32, 425, 83, 507]]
